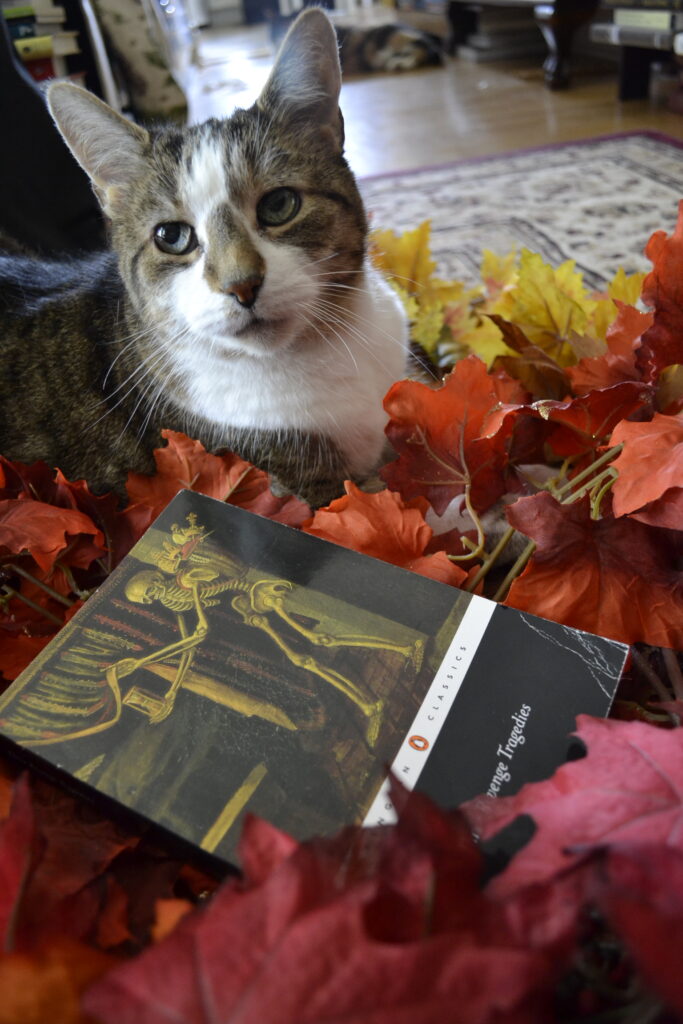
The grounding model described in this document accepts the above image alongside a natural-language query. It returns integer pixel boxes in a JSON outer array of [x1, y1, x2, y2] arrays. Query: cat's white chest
[[180, 266, 408, 475]]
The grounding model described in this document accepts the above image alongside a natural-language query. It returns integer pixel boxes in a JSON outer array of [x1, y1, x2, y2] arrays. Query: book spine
[[13, 31, 52, 59], [613, 8, 675, 26], [589, 21, 675, 47], [23, 54, 55, 80], [6, 16, 35, 39]]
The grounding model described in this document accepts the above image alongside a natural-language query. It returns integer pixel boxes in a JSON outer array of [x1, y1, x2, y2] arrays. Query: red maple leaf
[[464, 716, 683, 898], [568, 302, 652, 395], [637, 200, 683, 381], [598, 844, 683, 1017], [382, 356, 515, 514], [125, 431, 310, 525], [0, 499, 105, 574], [610, 411, 683, 529], [82, 804, 573, 1024], [504, 492, 683, 649], [533, 381, 653, 458], [302, 483, 467, 587]]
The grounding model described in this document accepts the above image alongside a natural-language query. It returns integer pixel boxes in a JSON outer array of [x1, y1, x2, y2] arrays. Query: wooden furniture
[[447, 1, 600, 89]]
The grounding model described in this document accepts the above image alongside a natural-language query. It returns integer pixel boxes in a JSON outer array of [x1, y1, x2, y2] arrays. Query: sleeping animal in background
[[268, 13, 443, 74], [0, 9, 409, 508], [334, 24, 443, 75]]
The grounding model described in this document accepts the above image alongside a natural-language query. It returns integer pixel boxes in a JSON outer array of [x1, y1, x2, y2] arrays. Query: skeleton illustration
[[120, 529, 424, 744]]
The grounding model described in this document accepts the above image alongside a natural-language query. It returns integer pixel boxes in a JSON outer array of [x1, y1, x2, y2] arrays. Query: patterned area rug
[[359, 132, 683, 291]]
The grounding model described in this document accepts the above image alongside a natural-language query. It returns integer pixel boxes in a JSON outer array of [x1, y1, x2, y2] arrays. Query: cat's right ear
[[47, 83, 150, 216]]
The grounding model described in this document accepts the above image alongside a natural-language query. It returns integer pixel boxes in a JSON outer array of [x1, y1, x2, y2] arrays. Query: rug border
[[358, 129, 683, 183]]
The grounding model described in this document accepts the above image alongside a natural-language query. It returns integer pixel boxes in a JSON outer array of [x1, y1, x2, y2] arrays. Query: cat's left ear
[[257, 8, 344, 150]]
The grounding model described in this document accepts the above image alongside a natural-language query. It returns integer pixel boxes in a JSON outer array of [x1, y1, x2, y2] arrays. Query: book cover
[[0, 491, 628, 867], [600, 0, 683, 9]]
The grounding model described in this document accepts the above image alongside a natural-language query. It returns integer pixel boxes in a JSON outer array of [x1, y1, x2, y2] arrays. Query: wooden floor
[[185, 21, 683, 178]]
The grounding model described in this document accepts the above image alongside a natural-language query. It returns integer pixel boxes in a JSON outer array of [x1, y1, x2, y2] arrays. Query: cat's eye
[[153, 222, 198, 255], [256, 188, 301, 227]]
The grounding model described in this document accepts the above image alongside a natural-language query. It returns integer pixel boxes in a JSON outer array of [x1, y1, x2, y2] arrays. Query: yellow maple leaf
[[587, 267, 647, 343], [370, 222, 436, 295], [480, 249, 518, 303], [490, 250, 597, 366], [440, 302, 510, 367]]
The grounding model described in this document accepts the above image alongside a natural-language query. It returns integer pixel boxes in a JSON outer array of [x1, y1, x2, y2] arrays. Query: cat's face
[[112, 107, 366, 359], [48, 9, 366, 359]]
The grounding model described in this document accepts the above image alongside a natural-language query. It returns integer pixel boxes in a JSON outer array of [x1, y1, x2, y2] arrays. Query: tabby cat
[[0, 9, 408, 507]]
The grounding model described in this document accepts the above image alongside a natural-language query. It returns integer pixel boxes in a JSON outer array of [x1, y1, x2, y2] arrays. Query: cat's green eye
[[153, 222, 198, 256], [256, 188, 301, 227]]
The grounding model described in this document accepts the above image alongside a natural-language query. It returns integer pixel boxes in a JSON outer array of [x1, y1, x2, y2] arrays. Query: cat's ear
[[47, 83, 150, 216], [257, 8, 344, 150]]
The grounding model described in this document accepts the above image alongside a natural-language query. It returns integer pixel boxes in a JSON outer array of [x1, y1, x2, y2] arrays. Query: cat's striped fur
[[0, 9, 408, 506]]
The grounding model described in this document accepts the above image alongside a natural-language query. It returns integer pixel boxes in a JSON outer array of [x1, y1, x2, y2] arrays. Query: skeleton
[[119, 562, 423, 744]]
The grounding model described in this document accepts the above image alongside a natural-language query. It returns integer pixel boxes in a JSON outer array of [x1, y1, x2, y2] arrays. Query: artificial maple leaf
[[370, 222, 482, 360], [656, 363, 683, 415], [150, 899, 194, 944], [382, 356, 514, 514], [125, 431, 309, 525], [490, 250, 596, 366], [533, 380, 653, 458], [464, 716, 683, 899], [587, 267, 646, 344], [439, 297, 507, 369], [0, 500, 105, 574], [609, 411, 683, 526], [0, 774, 141, 952], [480, 249, 517, 304], [637, 199, 683, 381], [83, 808, 567, 1024], [0, 635, 53, 684], [567, 302, 652, 396], [489, 315, 570, 400], [504, 492, 683, 649], [302, 483, 467, 587], [598, 844, 683, 1018], [0, 775, 36, 951], [0, 940, 115, 1024]]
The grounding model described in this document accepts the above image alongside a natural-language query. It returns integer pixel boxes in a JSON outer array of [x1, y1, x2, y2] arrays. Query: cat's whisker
[[311, 294, 409, 360], [297, 307, 360, 375]]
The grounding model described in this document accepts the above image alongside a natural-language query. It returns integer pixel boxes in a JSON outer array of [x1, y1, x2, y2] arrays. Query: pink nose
[[225, 276, 263, 309]]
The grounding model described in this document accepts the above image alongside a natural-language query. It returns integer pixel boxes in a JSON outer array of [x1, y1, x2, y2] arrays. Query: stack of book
[[1, 1, 81, 83], [456, 5, 545, 62], [590, 2, 683, 52]]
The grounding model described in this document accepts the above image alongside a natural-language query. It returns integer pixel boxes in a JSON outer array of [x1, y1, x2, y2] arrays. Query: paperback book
[[0, 491, 629, 867]]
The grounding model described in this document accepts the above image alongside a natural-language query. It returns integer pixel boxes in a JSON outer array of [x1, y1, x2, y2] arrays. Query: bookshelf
[[0, 2, 107, 252], [589, 2, 683, 100]]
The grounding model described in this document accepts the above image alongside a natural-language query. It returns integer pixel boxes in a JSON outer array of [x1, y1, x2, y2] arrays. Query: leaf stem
[[448, 487, 486, 562], [590, 474, 618, 520], [5, 563, 73, 607], [492, 539, 536, 602], [1, 585, 63, 626], [555, 445, 623, 500], [465, 526, 516, 592]]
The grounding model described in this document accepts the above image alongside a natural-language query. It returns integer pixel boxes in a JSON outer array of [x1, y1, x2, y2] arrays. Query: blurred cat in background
[[0, 9, 408, 508]]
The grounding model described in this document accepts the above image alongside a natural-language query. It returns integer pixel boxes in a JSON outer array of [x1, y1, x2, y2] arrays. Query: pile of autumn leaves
[[0, 206, 682, 1021]]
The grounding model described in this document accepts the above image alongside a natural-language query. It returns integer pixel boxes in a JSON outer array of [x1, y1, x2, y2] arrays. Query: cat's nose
[[225, 276, 263, 309]]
